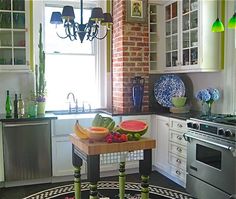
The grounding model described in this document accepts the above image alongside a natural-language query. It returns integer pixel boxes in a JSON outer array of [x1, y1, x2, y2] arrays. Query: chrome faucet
[[67, 92, 76, 113], [83, 101, 91, 112]]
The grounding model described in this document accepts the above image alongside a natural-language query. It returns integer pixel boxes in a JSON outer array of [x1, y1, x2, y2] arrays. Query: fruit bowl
[[171, 97, 187, 108], [86, 127, 109, 141]]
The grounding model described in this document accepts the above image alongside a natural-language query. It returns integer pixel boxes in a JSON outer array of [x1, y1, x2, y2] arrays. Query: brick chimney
[[112, 0, 149, 113]]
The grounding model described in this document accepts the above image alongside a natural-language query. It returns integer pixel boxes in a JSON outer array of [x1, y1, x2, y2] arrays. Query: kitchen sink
[[51, 109, 109, 120], [52, 110, 97, 115]]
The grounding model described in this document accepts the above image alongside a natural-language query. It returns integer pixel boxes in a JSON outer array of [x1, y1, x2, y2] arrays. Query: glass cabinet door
[[0, 0, 26, 67], [181, 0, 198, 66], [165, 1, 178, 68]]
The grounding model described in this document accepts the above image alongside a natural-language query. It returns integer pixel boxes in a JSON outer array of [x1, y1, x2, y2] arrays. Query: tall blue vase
[[132, 76, 145, 112]]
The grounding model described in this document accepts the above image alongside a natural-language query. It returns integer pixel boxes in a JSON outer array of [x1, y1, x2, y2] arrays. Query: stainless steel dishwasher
[[3, 120, 52, 182]]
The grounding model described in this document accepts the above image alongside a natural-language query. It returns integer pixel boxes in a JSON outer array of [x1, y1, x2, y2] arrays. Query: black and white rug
[[23, 181, 194, 199]]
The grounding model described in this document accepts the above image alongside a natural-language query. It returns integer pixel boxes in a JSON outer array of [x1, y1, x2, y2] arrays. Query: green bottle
[[5, 90, 12, 118]]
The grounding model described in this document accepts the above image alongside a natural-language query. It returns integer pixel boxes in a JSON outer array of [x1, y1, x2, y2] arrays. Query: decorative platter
[[154, 75, 185, 107]]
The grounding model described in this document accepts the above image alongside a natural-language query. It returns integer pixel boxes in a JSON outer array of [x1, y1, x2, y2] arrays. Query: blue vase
[[132, 76, 145, 112]]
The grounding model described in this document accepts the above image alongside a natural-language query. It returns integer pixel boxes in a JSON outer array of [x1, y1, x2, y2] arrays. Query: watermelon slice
[[118, 120, 148, 136]]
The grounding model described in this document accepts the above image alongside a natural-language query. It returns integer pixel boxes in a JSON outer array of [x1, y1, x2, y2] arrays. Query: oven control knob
[[225, 130, 233, 137], [187, 122, 193, 128], [192, 123, 199, 129], [218, 128, 225, 136]]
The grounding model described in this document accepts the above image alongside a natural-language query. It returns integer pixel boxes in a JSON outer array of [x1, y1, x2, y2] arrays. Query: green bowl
[[172, 97, 187, 108]]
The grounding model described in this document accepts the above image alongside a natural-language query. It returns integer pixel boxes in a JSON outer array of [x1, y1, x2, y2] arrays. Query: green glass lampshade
[[211, 18, 225, 32], [228, 13, 236, 28]]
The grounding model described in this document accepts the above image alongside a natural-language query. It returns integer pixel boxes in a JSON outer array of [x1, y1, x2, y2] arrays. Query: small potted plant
[[35, 23, 46, 115], [196, 88, 220, 116]]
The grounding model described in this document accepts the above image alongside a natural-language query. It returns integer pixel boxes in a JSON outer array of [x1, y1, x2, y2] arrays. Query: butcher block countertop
[[69, 134, 156, 155]]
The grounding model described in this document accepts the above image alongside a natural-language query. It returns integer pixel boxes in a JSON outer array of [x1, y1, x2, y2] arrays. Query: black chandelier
[[50, 0, 113, 43]]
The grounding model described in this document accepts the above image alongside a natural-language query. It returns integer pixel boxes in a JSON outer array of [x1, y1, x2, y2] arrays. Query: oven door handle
[[183, 133, 236, 157]]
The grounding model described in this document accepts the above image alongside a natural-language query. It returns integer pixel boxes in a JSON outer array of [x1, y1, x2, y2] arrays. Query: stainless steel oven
[[184, 117, 236, 199]]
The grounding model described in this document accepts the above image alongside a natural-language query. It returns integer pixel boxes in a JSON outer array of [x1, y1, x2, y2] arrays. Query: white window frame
[[33, 0, 108, 110]]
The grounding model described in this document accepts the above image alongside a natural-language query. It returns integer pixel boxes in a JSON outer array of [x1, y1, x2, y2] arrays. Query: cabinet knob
[[176, 170, 181, 175], [177, 135, 182, 140], [176, 158, 182, 164], [177, 147, 182, 152], [177, 123, 183, 128], [166, 123, 169, 127]]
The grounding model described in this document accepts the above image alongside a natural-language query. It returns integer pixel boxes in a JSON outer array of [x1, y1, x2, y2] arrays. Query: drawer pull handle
[[177, 135, 182, 140], [177, 123, 183, 128], [177, 147, 182, 152], [176, 170, 181, 175], [176, 159, 182, 164]]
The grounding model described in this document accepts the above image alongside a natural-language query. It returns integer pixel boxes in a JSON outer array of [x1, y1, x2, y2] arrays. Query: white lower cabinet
[[168, 118, 187, 187], [153, 115, 170, 174], [52, 116, 94, 177], [153, 115, 187, 188], [52, 136, 85, 176], [0, 122, 4, 183]]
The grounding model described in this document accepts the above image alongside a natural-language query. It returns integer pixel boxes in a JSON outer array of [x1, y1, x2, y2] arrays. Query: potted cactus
[[35, 23, 46, 115]]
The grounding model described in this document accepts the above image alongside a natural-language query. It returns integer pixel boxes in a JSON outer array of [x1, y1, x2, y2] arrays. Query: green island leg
[[139, 149, 152, 199], [72, 145, 83, 199], [74, 166, 81, 199], [119, 161, 126, 199], [141, 175, 149, 199], [89, 183, 98, 199], [87, 155, 100, 199]]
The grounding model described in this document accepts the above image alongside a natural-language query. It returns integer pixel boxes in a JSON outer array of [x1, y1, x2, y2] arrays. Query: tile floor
[[0, 171, 187, 199]]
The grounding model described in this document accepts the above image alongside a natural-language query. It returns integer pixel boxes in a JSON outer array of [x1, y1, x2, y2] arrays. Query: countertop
[[0, 109, 201, 122], [0, 113, 57, 122], [101, 108, 201, 120]]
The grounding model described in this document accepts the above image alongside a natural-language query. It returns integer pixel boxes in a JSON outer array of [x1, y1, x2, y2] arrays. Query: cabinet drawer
[[170, 119, 186, 131], [169, 130, 187, 146], [168, 152, 186, 171], [169, 142, 186, 158], [170, 165, 186, 182]]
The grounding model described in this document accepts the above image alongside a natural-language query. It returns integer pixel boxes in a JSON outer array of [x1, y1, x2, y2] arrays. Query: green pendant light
[[228, 13, 236, 28], [212, 0, 224, 32], [228, 0, 236, 29]]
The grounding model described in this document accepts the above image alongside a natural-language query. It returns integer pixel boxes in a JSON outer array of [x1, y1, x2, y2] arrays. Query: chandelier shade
[[50, 12, 63, 24], [90, 7, 104, 21], [102, 13, 113, 25], [62, 6, 75, 20], [50, 0, 112, 43]]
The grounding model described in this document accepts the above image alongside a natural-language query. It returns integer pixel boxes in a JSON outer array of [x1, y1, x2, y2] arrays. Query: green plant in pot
[[35, 23, 46, 115]]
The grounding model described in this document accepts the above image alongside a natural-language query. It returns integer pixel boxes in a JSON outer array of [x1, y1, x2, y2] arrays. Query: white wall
[[185, 72, 225, 114], [0, 72, 34, 114]]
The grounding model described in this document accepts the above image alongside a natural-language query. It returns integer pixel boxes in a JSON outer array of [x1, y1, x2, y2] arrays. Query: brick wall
[[112, 0, 149, 112]]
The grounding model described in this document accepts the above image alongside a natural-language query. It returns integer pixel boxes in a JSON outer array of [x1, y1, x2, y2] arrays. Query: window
[[44, 3, 106, 111]]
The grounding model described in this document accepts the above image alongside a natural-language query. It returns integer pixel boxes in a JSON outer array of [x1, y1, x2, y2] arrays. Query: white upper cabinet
[[0, 0, 30, 72], [149, 0, 222, 73]]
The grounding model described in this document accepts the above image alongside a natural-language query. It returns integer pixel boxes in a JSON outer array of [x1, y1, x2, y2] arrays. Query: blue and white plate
[[154, 75, 185, 107]]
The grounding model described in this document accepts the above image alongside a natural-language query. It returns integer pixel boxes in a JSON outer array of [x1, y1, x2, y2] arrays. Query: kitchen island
[[69, 134, 156, 199]]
